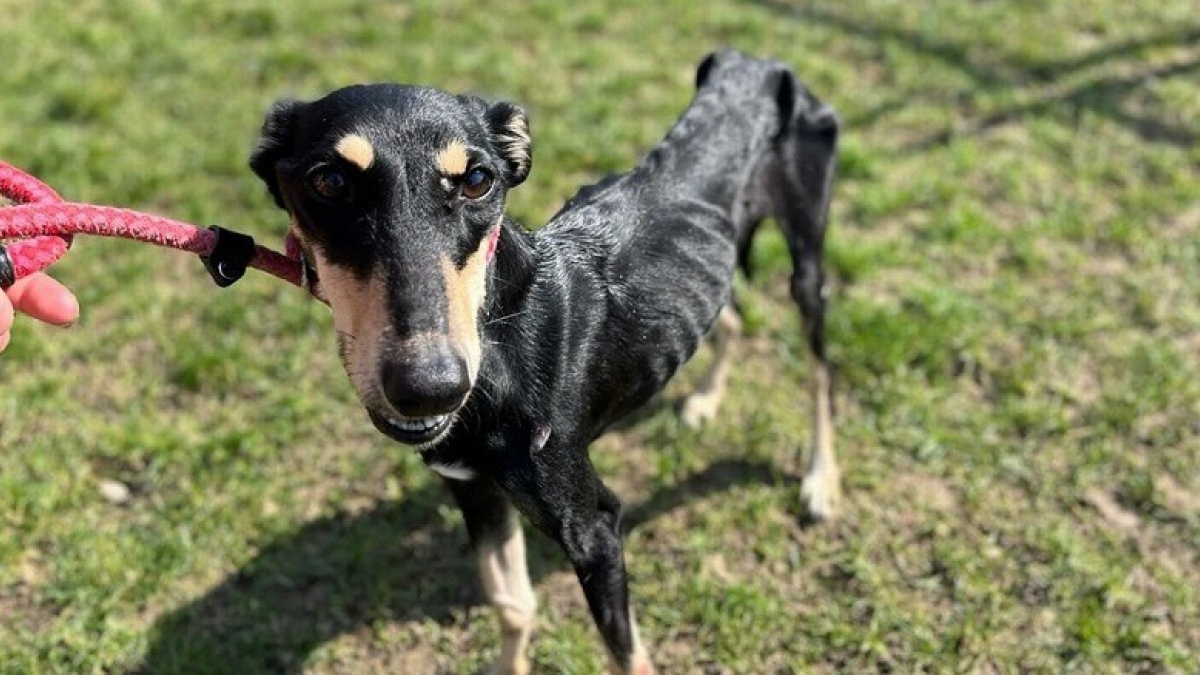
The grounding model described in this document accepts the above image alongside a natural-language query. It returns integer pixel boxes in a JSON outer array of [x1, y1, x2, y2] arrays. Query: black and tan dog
[[250, 50, 839, 674]]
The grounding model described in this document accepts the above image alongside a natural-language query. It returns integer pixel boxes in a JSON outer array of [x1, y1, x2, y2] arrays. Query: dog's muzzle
[[369, 347, 470, 445]]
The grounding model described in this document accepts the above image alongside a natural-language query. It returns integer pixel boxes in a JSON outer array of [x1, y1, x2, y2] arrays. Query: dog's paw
[[608, 655, 655, 675], [800, 472, 841, 523], [680, 393, 720, 428], [632, 659, 656, 675], [489, 658, 531, 675]]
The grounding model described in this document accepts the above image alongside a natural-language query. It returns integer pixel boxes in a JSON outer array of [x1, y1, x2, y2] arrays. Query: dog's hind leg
[[770, 71, 842, 521], [446, 479, 537, 675], [792, 247, 839, 521], [681, 303, 742, 428]]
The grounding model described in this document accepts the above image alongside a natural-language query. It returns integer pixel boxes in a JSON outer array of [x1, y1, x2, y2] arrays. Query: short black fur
[[250, 50, 838, 672]]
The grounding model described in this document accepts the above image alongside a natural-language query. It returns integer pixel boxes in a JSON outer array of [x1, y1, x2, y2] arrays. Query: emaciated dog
[[250, 50, 839, 674]]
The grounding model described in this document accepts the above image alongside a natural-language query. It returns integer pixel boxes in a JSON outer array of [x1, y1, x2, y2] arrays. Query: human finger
[[6, 273, 79, 326], [0, 292, 13, 352]]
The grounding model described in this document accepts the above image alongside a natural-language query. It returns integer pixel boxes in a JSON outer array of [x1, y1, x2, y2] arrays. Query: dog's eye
[[307, 165, 349, 201], [461, 167, 494, 200]]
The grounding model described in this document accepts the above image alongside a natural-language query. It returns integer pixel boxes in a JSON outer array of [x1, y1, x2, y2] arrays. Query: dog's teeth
[[386, 414, 447, 434]]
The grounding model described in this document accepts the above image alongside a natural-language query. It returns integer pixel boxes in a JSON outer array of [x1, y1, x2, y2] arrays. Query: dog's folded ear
[[695, 50, 725, 89], [249, 99, 304, 209], [483, 101, 532, 186]]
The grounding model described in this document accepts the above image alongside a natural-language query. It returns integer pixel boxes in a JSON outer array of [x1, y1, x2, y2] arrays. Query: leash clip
[[201, 225, 256, 288], [0, 243, 15, 289]]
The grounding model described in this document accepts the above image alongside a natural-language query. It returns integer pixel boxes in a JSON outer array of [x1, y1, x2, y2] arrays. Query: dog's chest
[[419, 440, 478, 481], [425, 459, 478, 481]]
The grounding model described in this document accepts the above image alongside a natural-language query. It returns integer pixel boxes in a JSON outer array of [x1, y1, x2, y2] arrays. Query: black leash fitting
[[201, 225, 256, 288], [0, 244, 15, 289]]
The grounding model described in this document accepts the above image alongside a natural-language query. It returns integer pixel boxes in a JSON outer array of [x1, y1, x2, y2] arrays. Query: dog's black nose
[[380, 350, 471, 418]]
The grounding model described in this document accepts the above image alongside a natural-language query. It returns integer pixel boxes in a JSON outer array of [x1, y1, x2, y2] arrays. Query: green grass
[[2, 0, 1199, 672]]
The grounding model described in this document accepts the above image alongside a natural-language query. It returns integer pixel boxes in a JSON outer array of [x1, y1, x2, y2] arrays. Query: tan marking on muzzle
[[435, 139, 469, 176], [441, 227, 493, 383], [306, 247, 391, 407], [334, 133, 375, 170]]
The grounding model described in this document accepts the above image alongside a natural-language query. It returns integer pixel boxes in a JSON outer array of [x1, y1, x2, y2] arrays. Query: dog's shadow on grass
[[136, 457, 783, 674]]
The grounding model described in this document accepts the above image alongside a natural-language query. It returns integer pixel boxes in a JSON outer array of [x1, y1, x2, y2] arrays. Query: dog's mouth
[[369, 410, 455, 446]]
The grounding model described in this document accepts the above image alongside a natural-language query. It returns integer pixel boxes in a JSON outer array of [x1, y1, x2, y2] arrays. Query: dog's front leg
[[503, 429, 654, 675], [574, 481, 652, 675], [446, 479, 537, 675]]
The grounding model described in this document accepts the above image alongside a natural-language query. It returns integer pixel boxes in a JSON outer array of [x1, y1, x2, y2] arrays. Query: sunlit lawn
[[1, 1, 1198, 672]]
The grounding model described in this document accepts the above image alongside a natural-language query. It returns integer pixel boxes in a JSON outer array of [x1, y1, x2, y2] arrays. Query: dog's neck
[[473, 214, 565, 418], [487, 215, 540, 314], [459, 215, 533, 419]]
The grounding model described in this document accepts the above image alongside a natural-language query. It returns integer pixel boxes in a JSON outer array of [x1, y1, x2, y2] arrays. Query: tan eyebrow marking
[[334, 134, 375, 170], [435, 139, 469, 176]]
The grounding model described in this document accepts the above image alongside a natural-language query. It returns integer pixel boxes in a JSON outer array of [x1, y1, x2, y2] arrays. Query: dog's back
[[533, 51, 837, 440]]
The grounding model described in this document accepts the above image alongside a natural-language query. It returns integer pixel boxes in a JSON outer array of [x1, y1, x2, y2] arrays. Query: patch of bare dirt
[[1082, 487, 1141, 533], [1153, 472, 1199, 516], [0, 552, 58, 637], [894, 471, 960, 513], [1162, 202, 1200, 242], [0, 589, 57, 637], [303, 627, 444, 675]]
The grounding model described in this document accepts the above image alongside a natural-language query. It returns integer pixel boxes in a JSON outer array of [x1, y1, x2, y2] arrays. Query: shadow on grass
[[752, 0, 1200, 148], [137, 458, 786, 674]]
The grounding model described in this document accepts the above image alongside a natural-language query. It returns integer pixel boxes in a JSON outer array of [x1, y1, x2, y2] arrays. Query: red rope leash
[[0, 161, 322, 300]]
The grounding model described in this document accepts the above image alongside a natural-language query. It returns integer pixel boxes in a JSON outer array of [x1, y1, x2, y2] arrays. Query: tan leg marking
[[334, 133, 375, 170], [436, 139, 469, 176], [479, 512, 537, 675], [440, 226, 493, 383], [800, 361, 840, 520], [681, 304, 741, 428]]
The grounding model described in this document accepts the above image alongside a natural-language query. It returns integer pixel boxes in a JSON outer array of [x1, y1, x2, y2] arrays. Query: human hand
[[0, 272, 80, 353]]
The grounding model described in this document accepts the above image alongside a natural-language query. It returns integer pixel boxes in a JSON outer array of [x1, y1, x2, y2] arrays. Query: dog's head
[[250, 85, 531, 446]]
